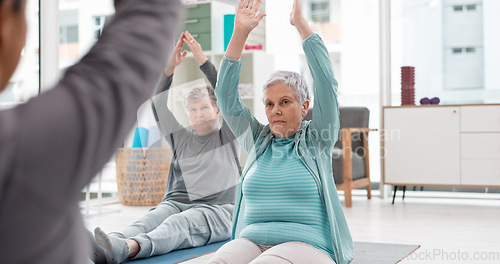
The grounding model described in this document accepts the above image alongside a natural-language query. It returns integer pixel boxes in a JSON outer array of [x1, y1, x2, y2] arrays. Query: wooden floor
[[84, 194, 500, 263]]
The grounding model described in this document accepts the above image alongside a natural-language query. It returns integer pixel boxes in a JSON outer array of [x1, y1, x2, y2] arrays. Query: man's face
[[0, 0, 27, 92], [187, 97, 220, 136]]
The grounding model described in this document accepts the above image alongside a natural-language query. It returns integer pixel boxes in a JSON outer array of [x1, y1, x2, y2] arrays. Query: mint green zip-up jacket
[[215, 33, 354, 264]]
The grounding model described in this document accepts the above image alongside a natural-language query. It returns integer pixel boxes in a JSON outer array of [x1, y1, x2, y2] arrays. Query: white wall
[[265, 0, 302, 73]]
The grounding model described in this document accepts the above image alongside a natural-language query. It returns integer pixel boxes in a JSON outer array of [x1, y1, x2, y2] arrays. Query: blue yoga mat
[[124, 240, 229, 264], [121, 240, 420, 264]]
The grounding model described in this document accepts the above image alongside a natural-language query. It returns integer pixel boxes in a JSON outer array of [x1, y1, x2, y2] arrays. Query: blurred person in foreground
[[0, 0, 183, 263]]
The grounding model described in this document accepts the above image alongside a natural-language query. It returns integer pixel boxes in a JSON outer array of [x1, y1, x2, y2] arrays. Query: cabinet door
[[384, 107, 460, 185], [185, 3, 211, 19], [461, 133, 500, 159], [184, 18, 211, 33], [461, 132, 500, 186], [461, 105, 500, 132], [461, 160, 500, 186]]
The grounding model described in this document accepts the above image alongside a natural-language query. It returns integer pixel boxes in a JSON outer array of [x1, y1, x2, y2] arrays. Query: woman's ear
[[301, 100, 310, 117]]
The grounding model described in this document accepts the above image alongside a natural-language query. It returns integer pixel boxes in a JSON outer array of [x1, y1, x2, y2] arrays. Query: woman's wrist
[[196, 56, 208, 65], [232, 26, 251, 40], [225, 32, 248, 59], [294, 19, 313, 40], [164, 66, 174, 77]]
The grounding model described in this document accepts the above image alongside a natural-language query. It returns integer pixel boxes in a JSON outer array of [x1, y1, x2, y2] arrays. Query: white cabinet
[[460, 105, 500, 186], [169, 51, 275, 126], [383, 104, 500, 187]]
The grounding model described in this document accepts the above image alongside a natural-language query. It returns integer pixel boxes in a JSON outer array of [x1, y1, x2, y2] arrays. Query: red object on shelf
[[244, 44, 263, 50], [401, 66, 415, 105]]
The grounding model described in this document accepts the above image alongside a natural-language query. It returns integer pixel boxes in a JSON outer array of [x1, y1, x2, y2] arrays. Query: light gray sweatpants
[[111, 200, 233, 259], [208, 238, 336, 264]]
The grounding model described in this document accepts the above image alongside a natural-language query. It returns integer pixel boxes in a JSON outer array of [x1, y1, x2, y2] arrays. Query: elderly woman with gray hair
[[208, 0, 354, 263]]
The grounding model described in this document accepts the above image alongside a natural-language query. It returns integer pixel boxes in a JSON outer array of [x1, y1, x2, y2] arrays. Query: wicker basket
[[115, 148, 172, 206]]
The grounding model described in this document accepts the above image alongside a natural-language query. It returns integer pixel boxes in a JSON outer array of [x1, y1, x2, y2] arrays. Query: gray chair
[[304, 107, 374, 207]]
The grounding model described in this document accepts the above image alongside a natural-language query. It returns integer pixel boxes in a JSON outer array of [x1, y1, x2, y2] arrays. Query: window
[[94, 16, 108, 40], [58, 1, 114, 72], [391, 0, 496, 104], [466, 4, 476, 11], [56, 0, 117, 200], [465, 47, 476, 53], [304, 0, 381, 182], [310, 1, 330, 23], [453, 47, 478, 54], [60, 25, 79, 44], [453, 4, 477, 12]]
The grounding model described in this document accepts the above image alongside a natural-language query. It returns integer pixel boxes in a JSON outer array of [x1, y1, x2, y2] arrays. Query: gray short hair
[[263, 71, 310, 104], [183, 85, 217, 110]]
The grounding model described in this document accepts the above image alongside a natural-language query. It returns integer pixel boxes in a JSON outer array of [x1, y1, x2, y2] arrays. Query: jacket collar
[[266, 120, 309, 142]]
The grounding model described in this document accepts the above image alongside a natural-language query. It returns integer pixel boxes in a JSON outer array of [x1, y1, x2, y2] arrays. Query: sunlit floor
[[83, 192, 500, 264]]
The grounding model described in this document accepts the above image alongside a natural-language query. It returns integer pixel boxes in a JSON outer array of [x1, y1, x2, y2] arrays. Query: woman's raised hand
[[290, 0, 313, 40], [235, 0, 266, 37], [226, 0, 266, 59], [183, 31, 208, 65], [289, 0, 305, 27]]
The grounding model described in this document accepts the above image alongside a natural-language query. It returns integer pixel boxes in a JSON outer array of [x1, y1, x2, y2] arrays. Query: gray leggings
[[208, 238, 336, 264], [111, 200, 233, 259]]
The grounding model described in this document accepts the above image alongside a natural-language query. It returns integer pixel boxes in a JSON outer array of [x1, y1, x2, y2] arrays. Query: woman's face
[[264, 83, 309, 138], [187, 97, 219, 136]]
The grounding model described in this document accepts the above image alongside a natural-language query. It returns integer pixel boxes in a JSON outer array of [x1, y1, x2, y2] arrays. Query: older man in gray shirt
[[92, 31, 240, 264], [0, 0, 182, 263]]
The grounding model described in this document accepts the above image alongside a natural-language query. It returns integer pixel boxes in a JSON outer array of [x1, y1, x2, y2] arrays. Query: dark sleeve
[[151, 73, 174, 122], [151, 73, 187, 147], [200, 60, 218, 88], [220, 118, 237, 142], [2, 0, 183, 203]]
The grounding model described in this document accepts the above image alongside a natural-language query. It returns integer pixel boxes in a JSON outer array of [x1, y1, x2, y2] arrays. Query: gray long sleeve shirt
[[0, 1, 182, 263], [151, 61, 240, 205]]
